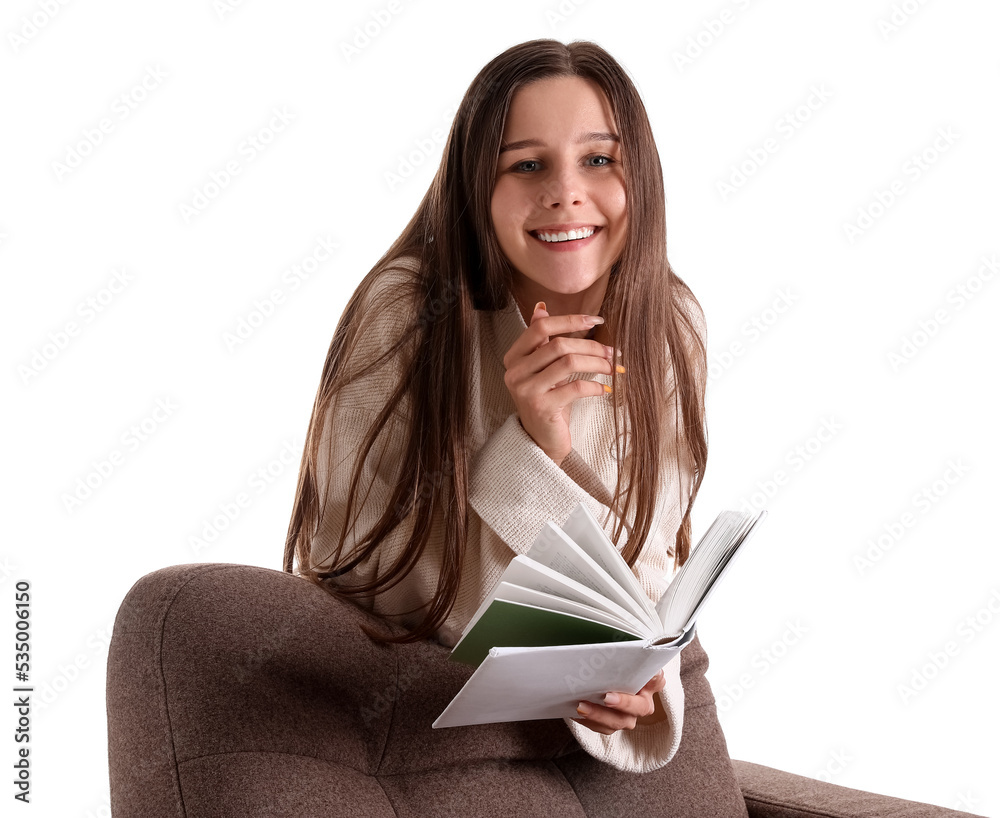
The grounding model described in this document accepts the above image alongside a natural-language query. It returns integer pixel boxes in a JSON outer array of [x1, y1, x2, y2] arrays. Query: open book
[[433, 502, 766, 728]]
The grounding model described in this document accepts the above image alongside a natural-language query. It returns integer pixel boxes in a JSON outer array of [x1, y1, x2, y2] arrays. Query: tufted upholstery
[[106, 563, 984, 817]]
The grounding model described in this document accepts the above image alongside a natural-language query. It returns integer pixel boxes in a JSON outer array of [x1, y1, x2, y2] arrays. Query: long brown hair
[[283, 38, 708, 643]]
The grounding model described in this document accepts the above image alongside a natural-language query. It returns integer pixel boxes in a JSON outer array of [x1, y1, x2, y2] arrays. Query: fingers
[[514, 353, 616, 398], [504, 302, 620, 394], [503, 308, 613, 370], [572, 703, 639, 735], [529, 301, 549, 325], [504, 333, 618, 398], [571, 670, 666, 736], [572, 696, 648, 735], [501, 301, 620, 464], [525, 304, 604, 341], [503, 306, 618, 426]]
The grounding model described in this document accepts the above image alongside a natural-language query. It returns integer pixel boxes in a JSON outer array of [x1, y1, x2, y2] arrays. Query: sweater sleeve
[[467, 288, 708, 773], [468, 413, 607, 557], [467, 413, 687, 773]]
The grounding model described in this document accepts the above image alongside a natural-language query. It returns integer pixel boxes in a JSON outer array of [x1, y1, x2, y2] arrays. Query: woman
[[283, 38, 708, 774]]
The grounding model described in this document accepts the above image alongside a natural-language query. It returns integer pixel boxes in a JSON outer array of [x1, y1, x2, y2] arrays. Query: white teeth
[[534, 227, 596, 243]]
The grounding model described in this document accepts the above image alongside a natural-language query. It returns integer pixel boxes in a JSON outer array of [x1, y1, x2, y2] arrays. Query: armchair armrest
[[733, 760, 987, 818]]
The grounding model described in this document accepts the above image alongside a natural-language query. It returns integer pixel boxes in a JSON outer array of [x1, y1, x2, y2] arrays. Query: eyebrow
[[498, 131, 620, 154]]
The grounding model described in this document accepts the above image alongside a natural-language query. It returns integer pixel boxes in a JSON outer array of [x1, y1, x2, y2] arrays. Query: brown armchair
[[106, 563, 985, 817]]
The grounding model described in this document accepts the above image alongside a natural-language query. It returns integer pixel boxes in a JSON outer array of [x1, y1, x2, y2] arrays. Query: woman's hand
[[572, 669, 667, 735], [502, 302, 617, 466]]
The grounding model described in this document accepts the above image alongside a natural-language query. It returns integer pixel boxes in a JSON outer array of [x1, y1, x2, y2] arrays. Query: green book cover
[[449, 599, 642, 668]]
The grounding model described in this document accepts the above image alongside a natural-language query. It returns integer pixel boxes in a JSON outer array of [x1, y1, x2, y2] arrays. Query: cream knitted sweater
[[309, 257, 706, 773]]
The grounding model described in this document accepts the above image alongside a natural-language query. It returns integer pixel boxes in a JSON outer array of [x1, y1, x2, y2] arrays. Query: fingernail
[[603, 692, 620, 706], [576, 701, 592, 715], [615, 365, 626, 374], [584, 315, 604, 327], [534, 301, 546, 313], [603, 384, 613, 394], [603, 345, 615, 359]]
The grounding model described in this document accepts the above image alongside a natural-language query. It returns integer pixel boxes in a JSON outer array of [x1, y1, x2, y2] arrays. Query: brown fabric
[[178, 755, 390, 817], [379, 761, 589, 818], [105, 562, 973, 817], [107, 563, 578, 817], [734, 761, 987, 818], [552, 623, 748, 818]]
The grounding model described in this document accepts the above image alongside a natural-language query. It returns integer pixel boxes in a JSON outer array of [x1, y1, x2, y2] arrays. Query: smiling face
[[490, 75, 628, 320]]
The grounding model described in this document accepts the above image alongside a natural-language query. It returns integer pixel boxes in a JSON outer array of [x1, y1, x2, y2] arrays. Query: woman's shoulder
[[331, 254, 426, 390], [353, 254, 424, 327], [337, 254, 426, 355]]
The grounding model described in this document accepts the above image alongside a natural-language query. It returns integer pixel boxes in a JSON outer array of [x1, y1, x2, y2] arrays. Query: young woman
[[283, 38, 708, 773]]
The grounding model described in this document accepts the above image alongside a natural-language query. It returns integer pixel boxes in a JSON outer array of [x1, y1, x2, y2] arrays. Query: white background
[[3, 0, 998, 815]]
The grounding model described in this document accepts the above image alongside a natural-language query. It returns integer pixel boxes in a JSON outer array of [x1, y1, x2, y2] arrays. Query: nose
[[538, 162, 584, 209]]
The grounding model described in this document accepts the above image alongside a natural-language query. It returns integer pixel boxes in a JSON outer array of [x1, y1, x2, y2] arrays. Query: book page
[[560, 503, 659, 624], [526, 522, 655, 628], [655, 509, 766, 637], [495, 582, 645, 636], [497, 556, 649, 634]]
